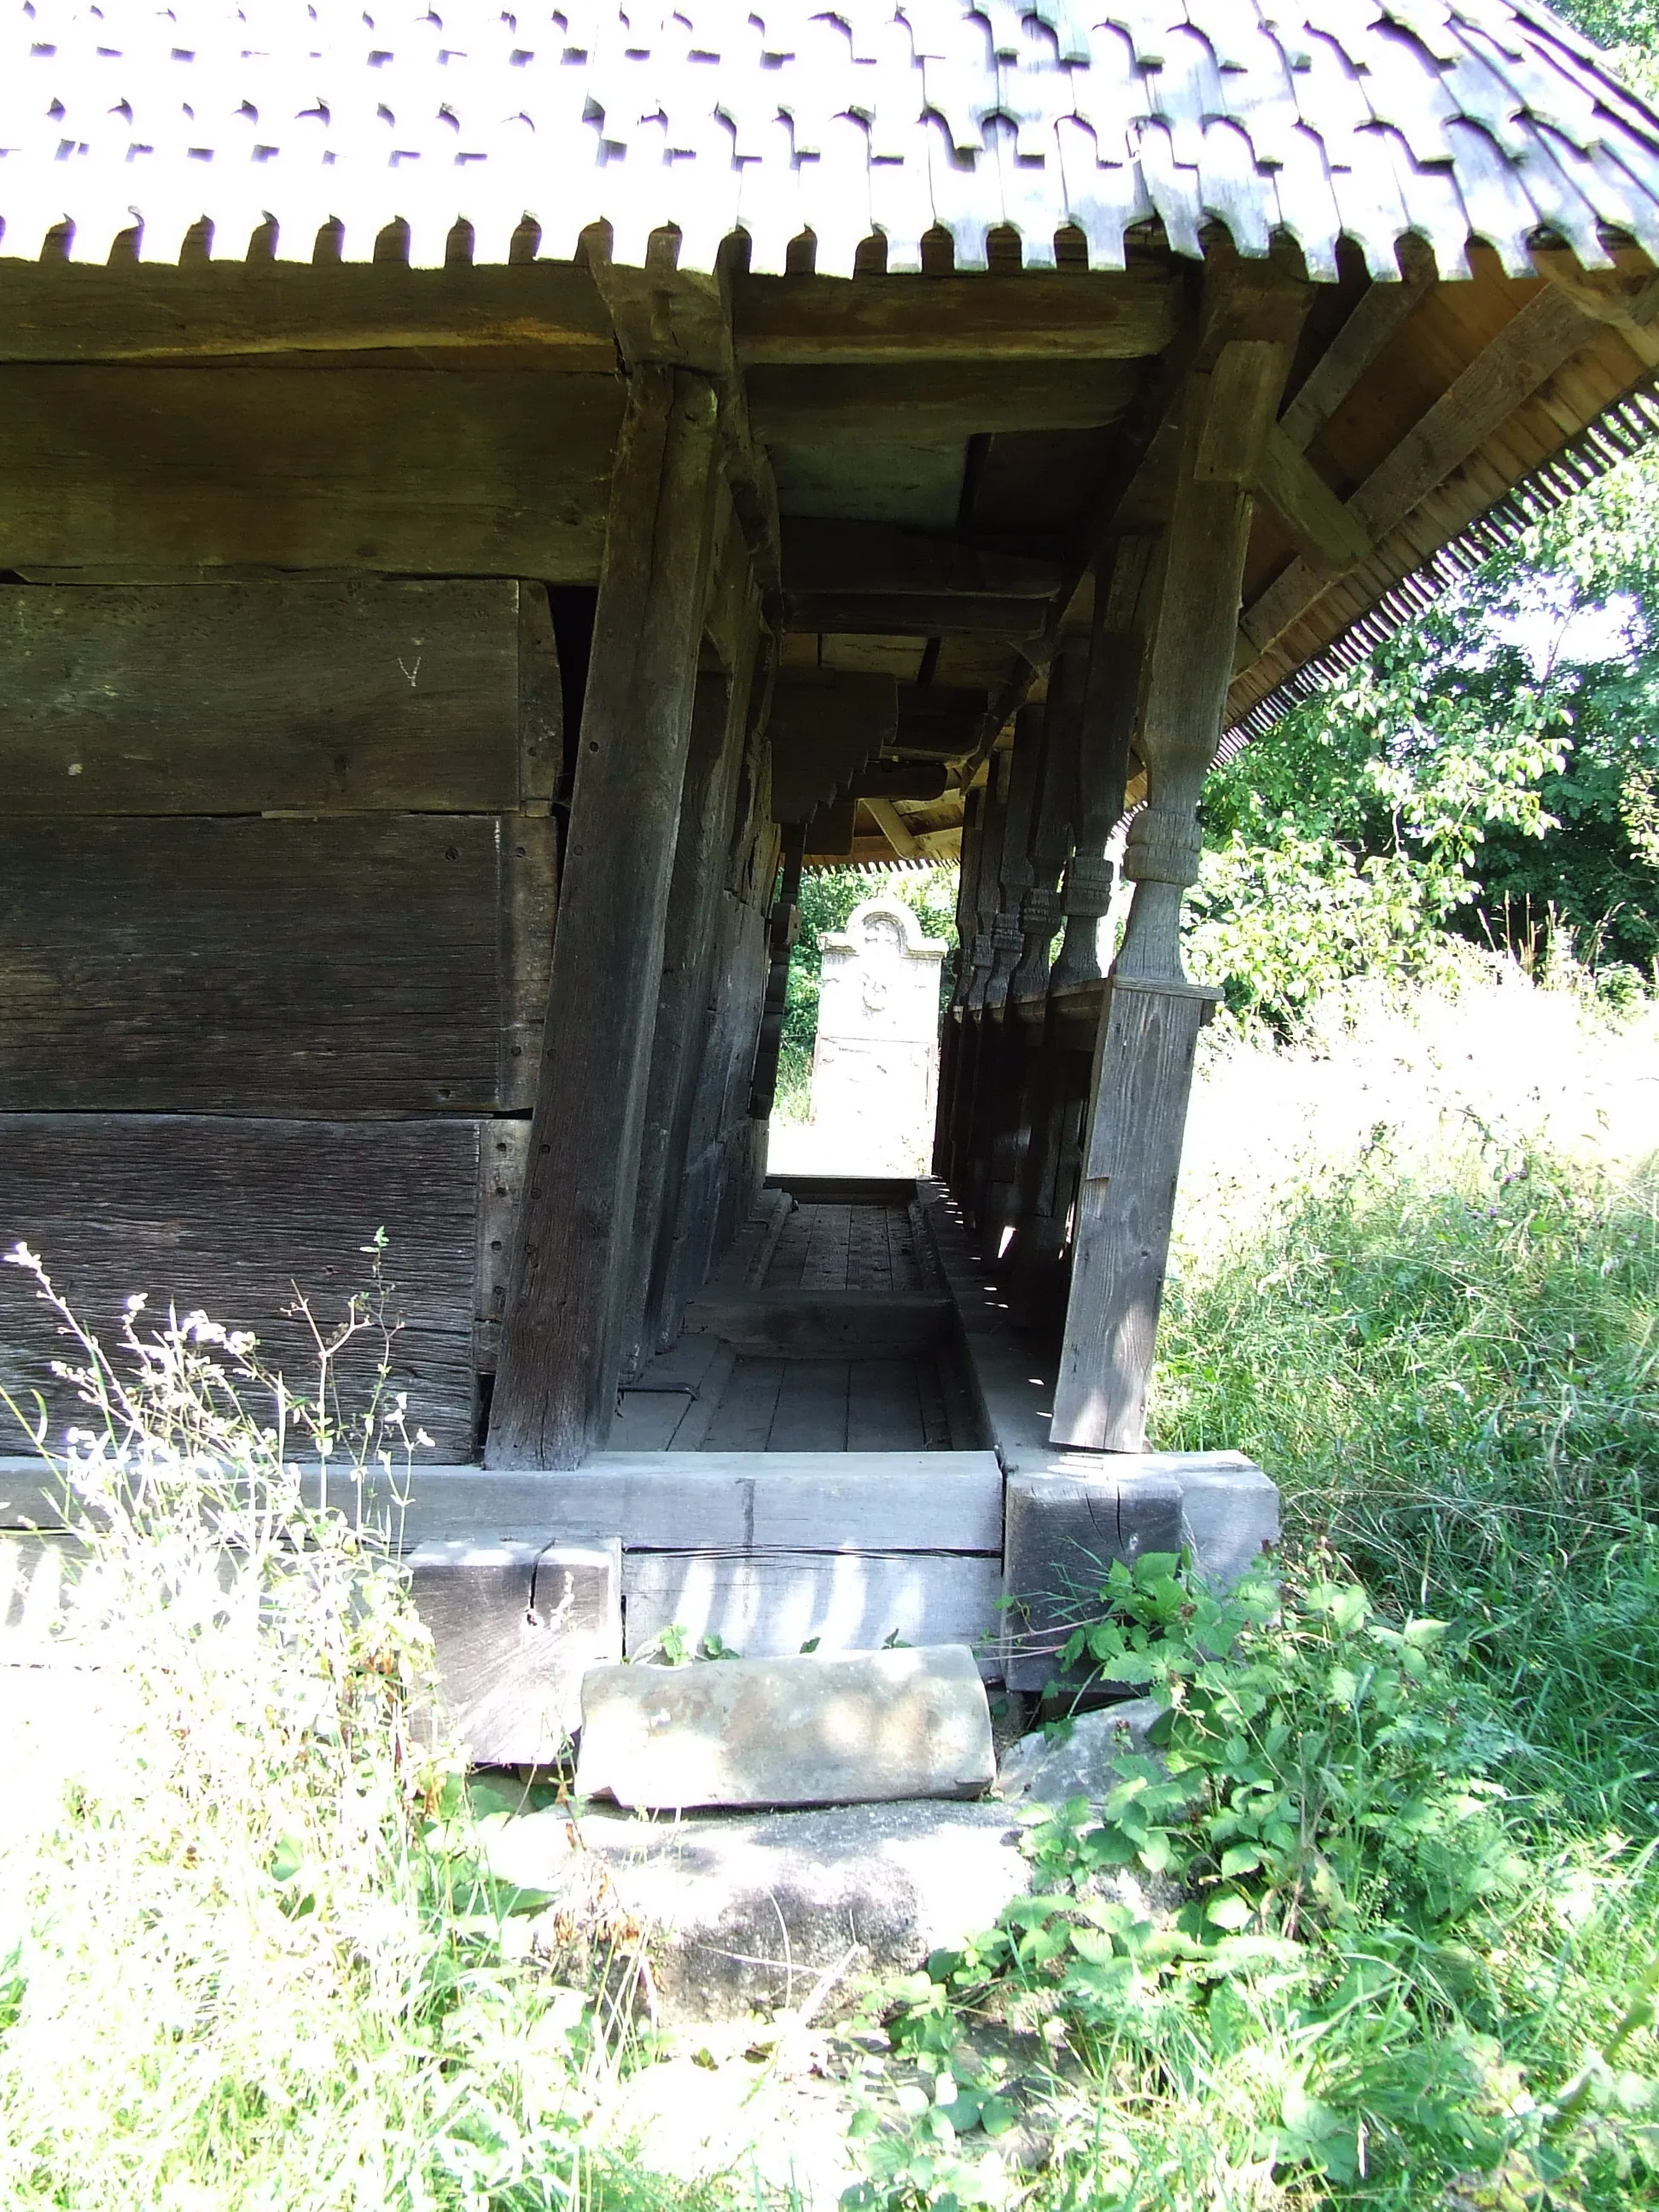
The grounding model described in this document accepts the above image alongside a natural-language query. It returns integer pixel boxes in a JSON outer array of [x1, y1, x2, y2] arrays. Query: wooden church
[[4, 0, 1659, 1732]]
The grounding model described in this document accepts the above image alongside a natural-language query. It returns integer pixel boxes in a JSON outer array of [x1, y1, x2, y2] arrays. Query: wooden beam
[[768, 671, 899, 821], [782, 521, 1061, 601], [1276, 253, 1437, 452], [748, 825, 805, 1118], [783, 591, 1050, 640], [864, 795, 923, 859], [590, 245, 783, 597], [487, 365, 720, 1469], [735, 270, 1180, 364], [847, 760, 949, 802], [620, 655, 755, 1379], [0, 259, 617, 365], [748, 361, 1141, 438], [1254, 426, 1375, 575], [1241, 284, 1596, 658]]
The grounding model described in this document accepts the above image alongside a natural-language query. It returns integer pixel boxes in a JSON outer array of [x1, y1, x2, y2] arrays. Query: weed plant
[[0, 1249, 707, 2212]]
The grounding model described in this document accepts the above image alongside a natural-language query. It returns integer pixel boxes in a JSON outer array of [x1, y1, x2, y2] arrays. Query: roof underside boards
[[8, 9, 1659, 864], [7, 0, 1659, 282]]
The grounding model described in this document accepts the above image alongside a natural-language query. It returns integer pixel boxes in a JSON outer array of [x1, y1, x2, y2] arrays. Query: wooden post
[[1051, 334, 1294, 1453], [620, 649, 755, 1377], [487, 365, 719, 1469]]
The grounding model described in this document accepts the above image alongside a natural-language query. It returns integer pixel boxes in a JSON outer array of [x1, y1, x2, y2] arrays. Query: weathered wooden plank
[[0, 813, 556, 1115], [488, 368, 721, 1467], [736, 271, 1179, 364], [0, 1115, 482, 1462], [0, 259, 616, 366], [701, 1358, 789, 1451], [622, 1550, 1003, 1668], [682, 1291, 952, 1359], [0, 579, 556, 814], [0, 367, 623, 578], [0, 1447, 1009, 1550]]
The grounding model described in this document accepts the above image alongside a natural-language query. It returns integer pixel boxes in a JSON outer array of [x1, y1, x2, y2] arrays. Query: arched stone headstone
[[812, 897, 946, 1164]]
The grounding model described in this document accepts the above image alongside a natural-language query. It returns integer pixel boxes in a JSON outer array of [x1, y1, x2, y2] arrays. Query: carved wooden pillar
[[1051, 539, 1155, 992], [487, 366, 719, 1467], [933, 783, 983, 1177], [1051, 333, 1294, 1452], [966, 710, 1044, 1228], [987, 658, 1084, 1254], [945, 752, 1008, 1190]]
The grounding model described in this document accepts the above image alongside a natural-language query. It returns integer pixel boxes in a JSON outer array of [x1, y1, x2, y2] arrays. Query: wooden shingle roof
[[7, 0, 1659, 280]]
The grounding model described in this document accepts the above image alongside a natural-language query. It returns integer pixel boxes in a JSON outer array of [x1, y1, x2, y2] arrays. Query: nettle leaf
[[1207, 1892, 1254, 1931], [1220, 1843, 1264, 1880]]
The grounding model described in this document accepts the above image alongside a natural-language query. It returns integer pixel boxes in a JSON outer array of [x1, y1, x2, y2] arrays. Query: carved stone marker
[[812, 897, 946, 1159]]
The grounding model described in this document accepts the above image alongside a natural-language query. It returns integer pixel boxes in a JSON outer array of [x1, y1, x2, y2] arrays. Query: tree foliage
[[1194, 455, 1659, 1023]]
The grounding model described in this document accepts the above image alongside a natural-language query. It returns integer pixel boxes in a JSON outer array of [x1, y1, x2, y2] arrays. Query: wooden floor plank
[[845, 1359, 924, 1452], [800, 1204, 852, 1289], [701, 1357, 787, 1451], [609, 1390, 696, 1451], [766, 1359, 851, 1450]]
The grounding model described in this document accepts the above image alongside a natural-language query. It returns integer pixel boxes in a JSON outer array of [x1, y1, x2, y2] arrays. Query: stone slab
[[486, 1796, 1172, 2023], [575, 1642, 994, 1810], [409, 1538, 620, 1767], [993, 1695, 1167, 1805]]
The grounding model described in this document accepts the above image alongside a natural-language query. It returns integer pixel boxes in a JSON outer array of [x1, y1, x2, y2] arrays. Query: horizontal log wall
[[0, 578, 563, 1464]]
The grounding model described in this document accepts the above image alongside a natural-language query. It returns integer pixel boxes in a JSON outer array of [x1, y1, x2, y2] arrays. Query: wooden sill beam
[[735, 268, 1180, 364]]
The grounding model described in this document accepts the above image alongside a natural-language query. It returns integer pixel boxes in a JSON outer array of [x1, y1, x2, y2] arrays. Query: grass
[[836, 958, 1659, 2211]]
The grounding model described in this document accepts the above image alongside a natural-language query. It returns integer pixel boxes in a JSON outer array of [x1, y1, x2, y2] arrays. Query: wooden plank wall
[[0, 579, 562, 1464]]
